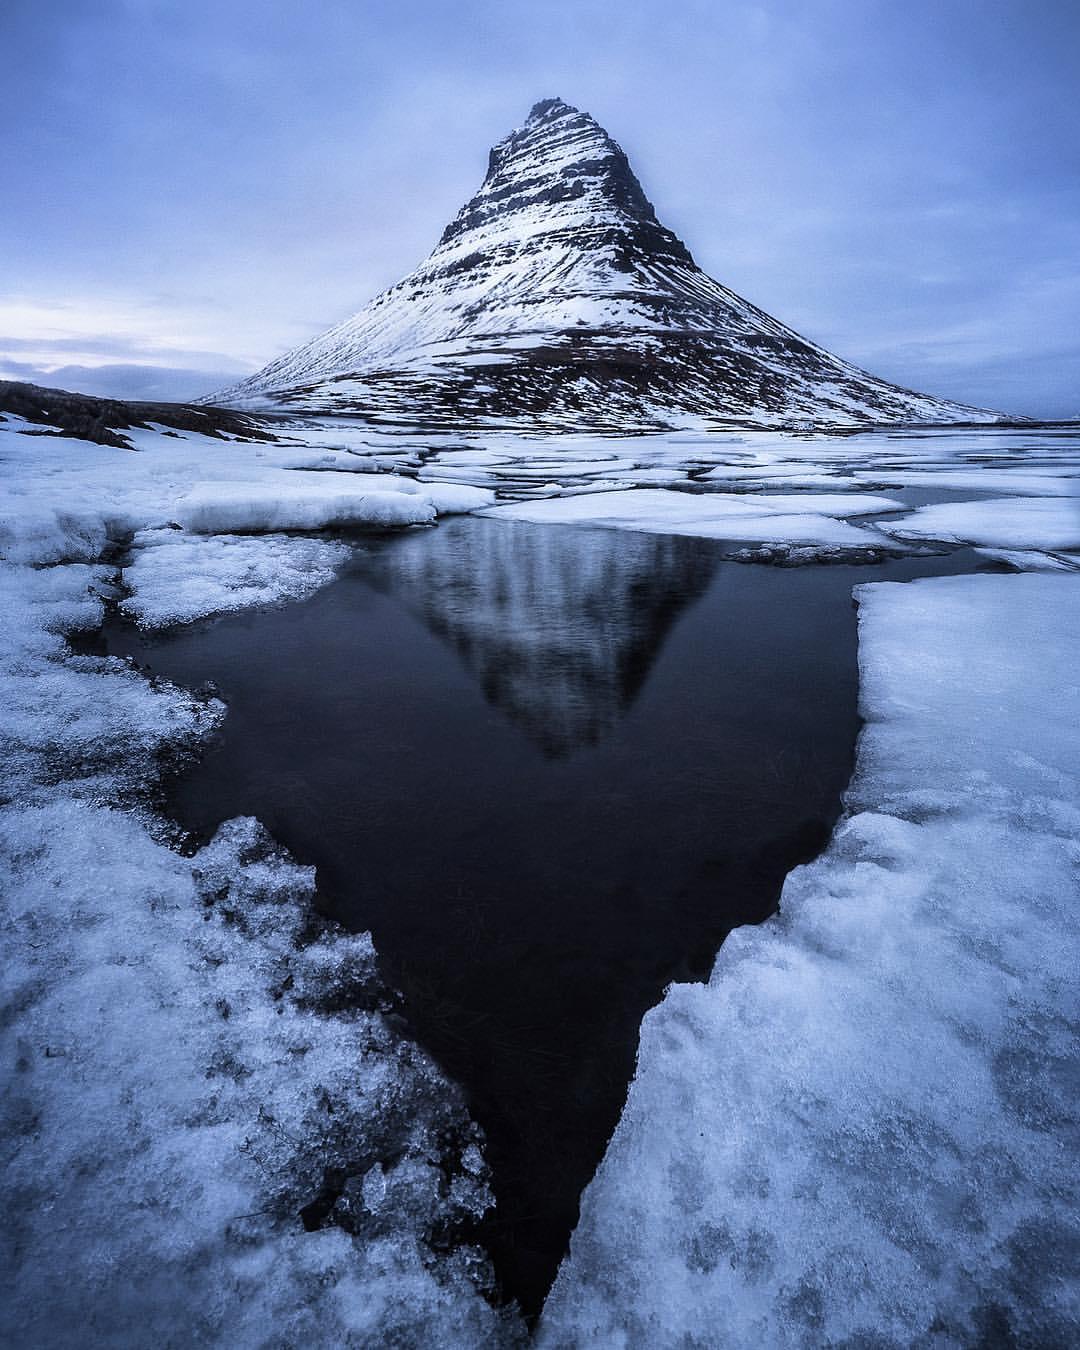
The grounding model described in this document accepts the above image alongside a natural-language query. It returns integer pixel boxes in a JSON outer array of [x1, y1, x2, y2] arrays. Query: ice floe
[[175, 480, 438, 534], [880, 496, 1080, 550]]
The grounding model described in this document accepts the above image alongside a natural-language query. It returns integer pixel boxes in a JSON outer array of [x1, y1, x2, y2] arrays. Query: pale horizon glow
[[2, 0, 1078, 415]]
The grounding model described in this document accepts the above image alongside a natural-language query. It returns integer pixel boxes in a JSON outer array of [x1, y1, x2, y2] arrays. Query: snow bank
[[123, 529, 352, 627], [541, 574, 1080, 1347]]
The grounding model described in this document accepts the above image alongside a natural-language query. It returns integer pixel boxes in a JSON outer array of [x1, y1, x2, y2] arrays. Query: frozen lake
[[103, 516, 985, 1314], [4, 412, 1079, 1342]]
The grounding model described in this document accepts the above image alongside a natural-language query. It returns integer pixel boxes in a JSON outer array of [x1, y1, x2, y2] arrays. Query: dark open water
[[102, 517, 984, 1317]]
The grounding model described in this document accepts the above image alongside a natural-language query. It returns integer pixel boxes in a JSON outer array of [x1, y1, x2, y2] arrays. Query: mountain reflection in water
[[100, 519, 975, 1318], [365, 519, 716, 755]]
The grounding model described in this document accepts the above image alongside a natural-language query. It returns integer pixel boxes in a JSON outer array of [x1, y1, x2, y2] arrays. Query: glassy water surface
[[103, 516, 981, 1316]]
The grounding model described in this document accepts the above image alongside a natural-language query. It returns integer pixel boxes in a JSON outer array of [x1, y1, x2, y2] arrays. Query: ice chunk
[[541, 574, 1080, 1347], [123, 529, 352, 627], [975, 547, 1080, 572], [412, 480, 497, 513], [881, 496, 1080, 550], [176, 481, 437, 533]]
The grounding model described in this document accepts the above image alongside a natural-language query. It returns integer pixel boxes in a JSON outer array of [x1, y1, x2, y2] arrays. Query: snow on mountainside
[[211, 98, 1002, 430]]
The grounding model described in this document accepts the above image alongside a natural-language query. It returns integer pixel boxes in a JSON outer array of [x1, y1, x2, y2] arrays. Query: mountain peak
[[527, 96, 573, 122], [210, 100, 999, 429], [440, 96, 693, 267]]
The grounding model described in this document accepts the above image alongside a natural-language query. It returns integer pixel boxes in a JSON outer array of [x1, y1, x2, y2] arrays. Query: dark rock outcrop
[[0, 380, 276, 448]]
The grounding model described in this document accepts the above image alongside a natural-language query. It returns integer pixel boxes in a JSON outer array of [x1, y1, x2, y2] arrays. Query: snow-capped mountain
[[212, 98, 999, 429]]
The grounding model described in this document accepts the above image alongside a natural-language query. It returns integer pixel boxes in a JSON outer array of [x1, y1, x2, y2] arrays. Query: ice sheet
[[880, 496, 1080, 550]]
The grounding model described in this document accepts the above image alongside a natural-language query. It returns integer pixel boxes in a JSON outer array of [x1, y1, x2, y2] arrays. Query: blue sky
[[2, 0, 1078, 415]]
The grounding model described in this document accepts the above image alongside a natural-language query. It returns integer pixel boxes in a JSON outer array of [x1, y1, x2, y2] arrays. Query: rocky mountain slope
[[212, 98, 1000, 430]]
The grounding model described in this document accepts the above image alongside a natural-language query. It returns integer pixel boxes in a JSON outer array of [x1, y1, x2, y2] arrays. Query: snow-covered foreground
[[541, 573, 1080, 1347], [2, 411, 1079, 1344], [0, 425, 523, 1344], [2, 805, 515, 1345]]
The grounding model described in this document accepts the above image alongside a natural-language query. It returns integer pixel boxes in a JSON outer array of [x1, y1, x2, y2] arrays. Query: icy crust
[[1, 806, 517, 1347], [540, 574, 1080, 1347]]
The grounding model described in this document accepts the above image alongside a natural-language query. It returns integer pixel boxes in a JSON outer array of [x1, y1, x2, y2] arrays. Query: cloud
[[0, 360, 241, 403], [0, 296, 261, 368]]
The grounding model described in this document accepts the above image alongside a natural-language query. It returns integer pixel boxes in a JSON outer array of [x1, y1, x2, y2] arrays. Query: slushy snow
[[123, 530, 352, 627], [540, 573, 1080, 1347]]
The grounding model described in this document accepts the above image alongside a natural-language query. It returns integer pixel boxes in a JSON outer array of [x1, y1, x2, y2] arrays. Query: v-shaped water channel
[[102, 517, 980, 1318]]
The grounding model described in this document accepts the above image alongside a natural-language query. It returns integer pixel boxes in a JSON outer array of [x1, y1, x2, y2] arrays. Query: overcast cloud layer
[[2, 0, 1077, 415]]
